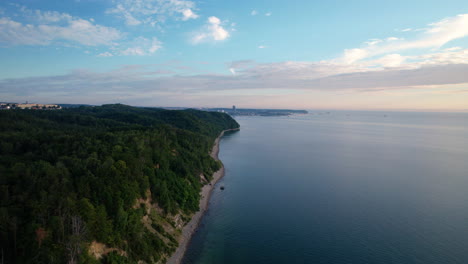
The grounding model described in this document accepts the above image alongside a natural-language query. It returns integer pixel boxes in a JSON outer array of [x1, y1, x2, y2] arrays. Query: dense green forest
[[0, 104, 239, 263]]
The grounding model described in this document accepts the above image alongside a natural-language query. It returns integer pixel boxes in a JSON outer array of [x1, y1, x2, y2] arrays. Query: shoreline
[[166, 128, 239, 264]]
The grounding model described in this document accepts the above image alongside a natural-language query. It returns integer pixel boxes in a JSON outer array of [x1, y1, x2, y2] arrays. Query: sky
[[0, 0, 468, 110]]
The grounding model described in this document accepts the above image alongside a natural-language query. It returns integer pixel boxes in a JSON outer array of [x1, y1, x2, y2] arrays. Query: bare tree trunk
[[66, 216, 86, 264], [10, 217, 17, 255]]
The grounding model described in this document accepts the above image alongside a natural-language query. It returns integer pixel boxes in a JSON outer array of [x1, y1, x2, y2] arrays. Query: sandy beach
[[166, 128, 239, 264]]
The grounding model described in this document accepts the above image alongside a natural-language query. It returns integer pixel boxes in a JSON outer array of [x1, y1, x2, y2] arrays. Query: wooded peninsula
[[0, 104, 239, 263]]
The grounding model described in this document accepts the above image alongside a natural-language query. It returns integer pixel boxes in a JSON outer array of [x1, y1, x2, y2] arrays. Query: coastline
[[166, 128, 239, 264]]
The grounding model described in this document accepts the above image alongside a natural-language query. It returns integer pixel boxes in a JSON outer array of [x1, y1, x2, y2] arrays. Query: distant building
[[14, 103, 62, 110], [232, 105, 236, 111]]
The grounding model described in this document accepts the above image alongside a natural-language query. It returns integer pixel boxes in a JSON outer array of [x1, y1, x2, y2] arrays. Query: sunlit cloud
[[191, 16, 230, 44], [341, 14, 468, 64]]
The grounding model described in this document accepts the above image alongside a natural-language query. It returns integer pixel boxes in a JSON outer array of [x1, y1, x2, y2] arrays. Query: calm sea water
[[183, 111, 468, 264]]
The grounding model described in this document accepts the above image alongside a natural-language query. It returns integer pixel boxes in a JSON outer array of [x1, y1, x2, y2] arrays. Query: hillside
[[0, 104, 239, 263]]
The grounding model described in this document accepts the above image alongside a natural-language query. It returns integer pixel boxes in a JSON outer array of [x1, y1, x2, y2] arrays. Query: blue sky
[[1, 0, 468, 110]]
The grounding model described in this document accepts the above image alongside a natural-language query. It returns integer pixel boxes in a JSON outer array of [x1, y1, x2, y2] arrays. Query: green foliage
[[0, 104, 239, 263], [102, 252, 130, 264]]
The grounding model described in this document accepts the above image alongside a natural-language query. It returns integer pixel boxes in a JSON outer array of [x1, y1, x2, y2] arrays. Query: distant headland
[[163, 106, 308, 116], [206, 107, 308, 116]]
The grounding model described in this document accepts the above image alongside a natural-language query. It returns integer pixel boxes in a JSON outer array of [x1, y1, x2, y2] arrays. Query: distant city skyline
[[1, 0, 468, 110]]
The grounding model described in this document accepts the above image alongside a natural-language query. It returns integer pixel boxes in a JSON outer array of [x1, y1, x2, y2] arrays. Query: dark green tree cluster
[[0, 104, 239, 263]]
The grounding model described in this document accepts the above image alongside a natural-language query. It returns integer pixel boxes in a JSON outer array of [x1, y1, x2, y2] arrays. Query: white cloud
[[258, 45, 267, 49], [107, 0, 198, 26], [208, 16, 220, 24], [125, 13, 141, 25], [0, 16, 123, 46], [343, 48, 369, 64], [98, 51, 113, 57], [149, 38, 162, 53], [0, 6, 165, 56], [365, 39, 383, 46], [181, 9, 198, 20], [222, 47, 468, 89], [2, 11, 468, 106], [3, 60, 468, 106], [121, 47, 146, 56], [250, 10, 271, 17], [372, 54, 406, 67], [117, 37, 162, 56], [409, 48, 468, 66], [107, 4, 142, 25], [444, 46, 462, 51], [34, 10, 72, 23], [2, 45, 468, 106], [191, 16, 230, 44], [341, 14, 468, 64]]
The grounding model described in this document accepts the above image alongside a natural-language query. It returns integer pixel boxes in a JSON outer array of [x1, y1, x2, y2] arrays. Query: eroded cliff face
[[87, 188, 195, 263], [88, 241, 127, 260]]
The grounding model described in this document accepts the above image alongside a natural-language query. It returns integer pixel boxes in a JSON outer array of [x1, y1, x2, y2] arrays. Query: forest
[[0, 104, 239, 263]]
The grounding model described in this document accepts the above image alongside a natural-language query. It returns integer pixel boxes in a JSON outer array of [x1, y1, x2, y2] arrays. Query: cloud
[[107, 0, 198, 26], [407, 48, 468, 66], [341, 14, 468, 64], [342, 48, 369, 64], [34, 10, 73, 23], [181, 8, 198, 20], [107, 4, 141, 26], [365, 39, 383, 46], [191, 16, 230, 44], [120, 48, 146, 56], [98, 51, 113, 57], [1, 12, 468, 108], [107, 37, 162, 56], [0, 9, 123, 46], [3, 50, 468, 102], [0, 6, 164, 56], [250, 10, 271, 17], [444, 46, 462, 51], [226, 46, 468, 90], [258, 45, 267, 49], [371, 54, 406, 67]]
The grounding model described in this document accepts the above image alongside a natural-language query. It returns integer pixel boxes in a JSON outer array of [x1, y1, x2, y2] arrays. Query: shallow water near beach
[[183, 111, 468, 264]]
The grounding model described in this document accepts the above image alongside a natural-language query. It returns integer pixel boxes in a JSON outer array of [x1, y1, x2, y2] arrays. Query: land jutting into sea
[[0, 104, 240, 263]]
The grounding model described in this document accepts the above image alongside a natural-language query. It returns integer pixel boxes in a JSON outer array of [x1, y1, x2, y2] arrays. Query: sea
[[183, 111, 468, 264]]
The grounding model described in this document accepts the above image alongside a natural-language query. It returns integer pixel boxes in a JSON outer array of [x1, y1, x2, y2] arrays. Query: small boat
[[220, 186, 225, 190]]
